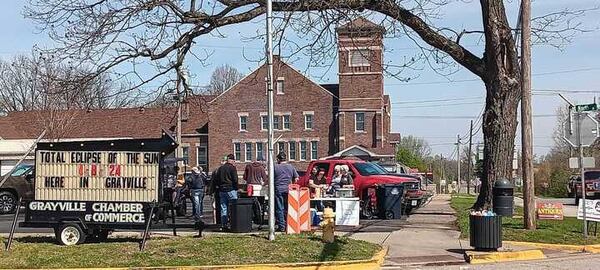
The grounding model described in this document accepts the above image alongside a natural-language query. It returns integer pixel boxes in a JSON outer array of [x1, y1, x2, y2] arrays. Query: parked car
[[297, 159, 423, 217], [0, 164, 35, 214], [569, 170, 600, 204], [377, 162, 410, 174]]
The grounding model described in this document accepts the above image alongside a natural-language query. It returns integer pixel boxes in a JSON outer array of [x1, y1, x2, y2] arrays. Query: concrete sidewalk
[[346, 194, 467, 267]]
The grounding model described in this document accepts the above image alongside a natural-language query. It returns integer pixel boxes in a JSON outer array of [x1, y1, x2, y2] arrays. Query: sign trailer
[[16, 133, 182, 246]]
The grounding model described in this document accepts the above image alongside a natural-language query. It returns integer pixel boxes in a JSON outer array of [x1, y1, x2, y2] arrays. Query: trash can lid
[[494, 178, 513, 189]]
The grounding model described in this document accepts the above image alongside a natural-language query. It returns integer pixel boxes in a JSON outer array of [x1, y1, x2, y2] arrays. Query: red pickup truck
[[297, 159, 423, 217]]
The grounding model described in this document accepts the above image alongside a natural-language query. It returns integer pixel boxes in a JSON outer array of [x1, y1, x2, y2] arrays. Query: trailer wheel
[[0, 191, 17, 215], [56, 223, 86, 246]]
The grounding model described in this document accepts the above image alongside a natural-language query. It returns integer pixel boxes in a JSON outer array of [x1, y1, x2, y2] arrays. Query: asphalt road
[[405, 253, 600, 270]]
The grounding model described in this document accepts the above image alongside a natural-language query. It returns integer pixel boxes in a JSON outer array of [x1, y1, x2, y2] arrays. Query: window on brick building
[[350, 49, 371, 67], [283, 114, 291, 130], [273, 116, 281, 130], [304, 114, 313, 130], [300, 141, 307, 160], [289, 141, 296, 161], [311, 141, 318, 160], [234, 143, 241, 161], [277, 142, 285, 156], [256, 142, 264, 161], [182, 147, 189, 163], [355, 112, 365, 132], [196, 146, 207, 171], [261, 115, 268, 130], [245, 142, 252, 162], [276, 78, 284, 94], [239, 115, 248, 131]]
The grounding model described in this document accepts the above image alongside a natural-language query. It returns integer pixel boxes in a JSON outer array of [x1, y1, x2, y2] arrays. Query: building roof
[[336, 17, 385, 34], [389, 133, 401, 143], [0, 95, 211, 140]]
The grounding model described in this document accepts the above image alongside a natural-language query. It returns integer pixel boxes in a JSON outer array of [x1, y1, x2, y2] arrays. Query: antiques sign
[[536, 202, 564, 220]]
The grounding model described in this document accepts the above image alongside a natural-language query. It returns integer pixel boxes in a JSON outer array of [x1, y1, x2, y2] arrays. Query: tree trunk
[[473, 0, 521, 210]]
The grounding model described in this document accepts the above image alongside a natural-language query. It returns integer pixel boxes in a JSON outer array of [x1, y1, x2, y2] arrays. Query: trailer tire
[[0, 191, 17, 215], [56, 223, 86, 246]]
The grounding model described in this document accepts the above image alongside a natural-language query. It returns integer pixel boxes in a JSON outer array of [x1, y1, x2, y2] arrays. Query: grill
[[404, 182, 419, 190]]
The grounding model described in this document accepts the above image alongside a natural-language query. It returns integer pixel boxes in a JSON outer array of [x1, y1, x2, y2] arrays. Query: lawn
[[451, 195, 600, 245], [0, 234, 380, 269]]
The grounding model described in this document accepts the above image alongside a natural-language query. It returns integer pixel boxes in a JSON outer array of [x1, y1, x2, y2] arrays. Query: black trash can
[[229, 198, 254, 233], [469, 215, 502, 250], [493, 178, 514, 217], [376, 184, 405, 219]]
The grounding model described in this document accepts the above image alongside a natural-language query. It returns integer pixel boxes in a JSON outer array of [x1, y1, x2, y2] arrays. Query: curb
[[505, 241, 600, 254], [0, 246, 388, 270], [465, 249, 546, 264]]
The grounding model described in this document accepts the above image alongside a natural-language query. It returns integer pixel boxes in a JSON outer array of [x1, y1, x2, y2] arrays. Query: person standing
[[214, 154, 239, 230], [243, 158, 268, 185], [187, 167, 207, 223], [273, 152, 299, 232]]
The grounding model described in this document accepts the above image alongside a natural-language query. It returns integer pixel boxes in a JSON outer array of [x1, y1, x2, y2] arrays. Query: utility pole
[[440, 154, 445, 194], [265, 0, 276, 241], [176, 75, 183, 169], [520, 0, 536, 230], [456, 135, 461, 194], [467, 120, 473, 195]]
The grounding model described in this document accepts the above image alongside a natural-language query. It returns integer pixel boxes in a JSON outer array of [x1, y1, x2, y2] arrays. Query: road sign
[[569, 157, 595, 169], [576, 103, 598, 112], [563, 112, 599, 147]]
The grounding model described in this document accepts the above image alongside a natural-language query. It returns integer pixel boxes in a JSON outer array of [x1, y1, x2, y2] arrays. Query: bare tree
[[0, 53, 139, 113], [204, 64, 244, 95], [24, 0, 596, 209], [397, 135, 431, 160]]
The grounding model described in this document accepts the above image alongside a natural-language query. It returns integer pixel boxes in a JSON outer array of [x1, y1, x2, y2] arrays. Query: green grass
[[451, 195, 600, 245], [0, 234, 380, 269]]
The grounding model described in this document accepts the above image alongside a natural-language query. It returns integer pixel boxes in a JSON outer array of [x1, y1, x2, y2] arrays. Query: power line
[[394, 114, 558, 119], [387, 67, 600, 86], [392, 96, 484, 104], [392, 101, 482, 109]]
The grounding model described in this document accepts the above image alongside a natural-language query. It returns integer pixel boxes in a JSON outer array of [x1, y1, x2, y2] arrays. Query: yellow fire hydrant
[[320, 207, 335, 243]]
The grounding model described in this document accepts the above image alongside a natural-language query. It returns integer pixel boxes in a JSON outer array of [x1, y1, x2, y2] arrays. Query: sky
[[1, 0, 599, 160]]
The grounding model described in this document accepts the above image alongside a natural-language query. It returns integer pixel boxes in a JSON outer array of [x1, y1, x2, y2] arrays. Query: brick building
[[207, 17, 400, 171], [0, 17, 400, 174]]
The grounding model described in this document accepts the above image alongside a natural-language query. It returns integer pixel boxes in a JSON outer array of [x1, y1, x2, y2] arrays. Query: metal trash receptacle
[[469, 215, 502, 250], [376, 184, 405, 219], [493, 178, 514, 217], [229, 198, 254, 233]]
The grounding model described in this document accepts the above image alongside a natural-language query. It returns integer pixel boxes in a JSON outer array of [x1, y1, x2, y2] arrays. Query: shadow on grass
[[13, 236, 143, 245], [318, 237, 343, 262]]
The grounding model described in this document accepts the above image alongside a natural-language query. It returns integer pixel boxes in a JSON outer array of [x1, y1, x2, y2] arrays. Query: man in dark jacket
[[187, 167, 207, 222], [243, 158, 267, 185], [213, 154, 239, 230]]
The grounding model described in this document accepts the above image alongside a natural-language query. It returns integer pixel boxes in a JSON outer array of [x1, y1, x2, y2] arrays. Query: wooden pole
[[456, 135, 461, 193], [467, 120, 473, 195], [521, 0, 536, 230]]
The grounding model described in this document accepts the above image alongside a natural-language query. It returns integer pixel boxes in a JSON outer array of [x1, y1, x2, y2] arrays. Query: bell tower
[[336, 17, 386, 150]]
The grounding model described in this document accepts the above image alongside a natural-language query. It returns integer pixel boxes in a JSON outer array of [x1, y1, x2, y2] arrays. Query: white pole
[[266, 0, 276, 241]]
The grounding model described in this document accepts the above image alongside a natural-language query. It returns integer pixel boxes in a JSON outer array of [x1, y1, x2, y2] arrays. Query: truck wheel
[[0, 191, 17, 215], [57, 223, 86, 246]]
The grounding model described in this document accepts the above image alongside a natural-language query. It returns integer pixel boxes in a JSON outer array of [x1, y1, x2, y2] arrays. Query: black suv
[[0, 164, 35, 214]]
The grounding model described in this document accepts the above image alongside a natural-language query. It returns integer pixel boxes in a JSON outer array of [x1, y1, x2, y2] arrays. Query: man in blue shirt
[[273, 152, 299, 231]]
